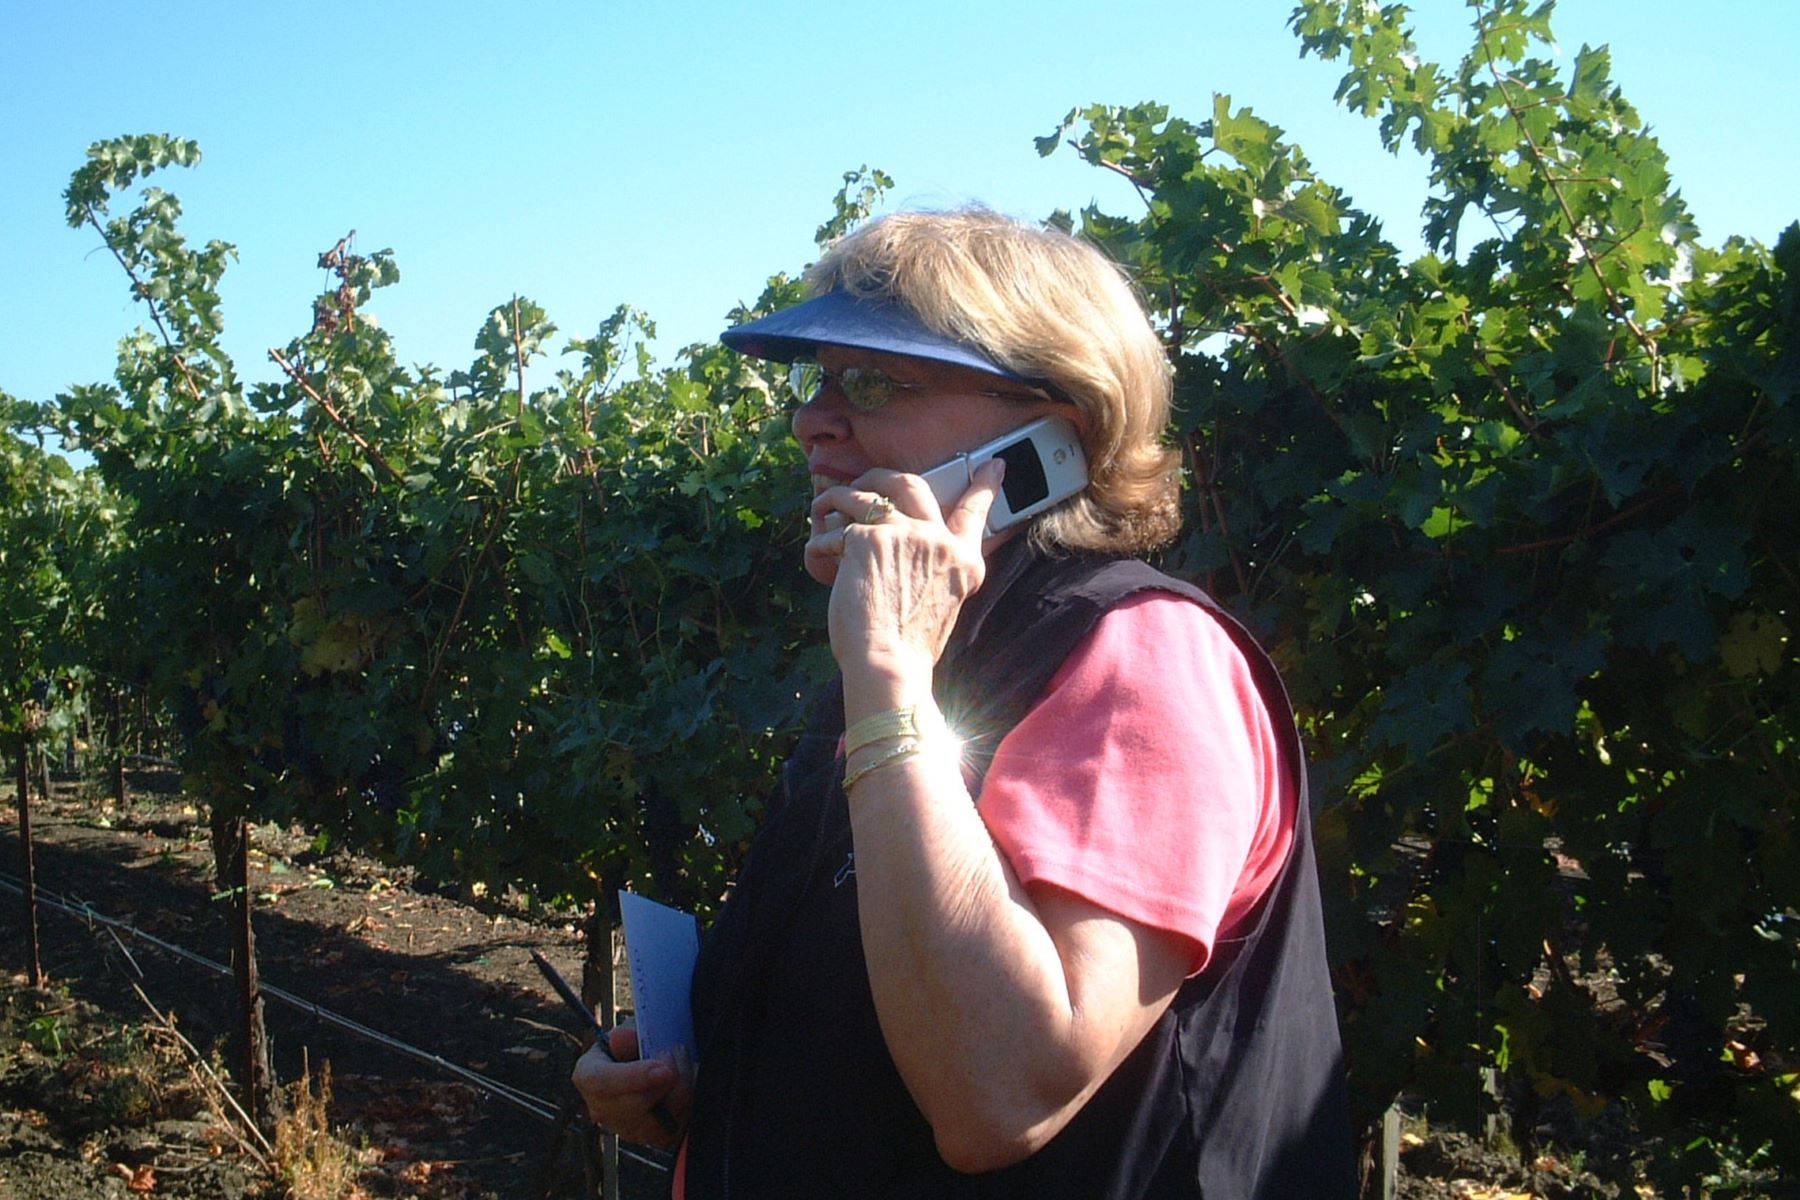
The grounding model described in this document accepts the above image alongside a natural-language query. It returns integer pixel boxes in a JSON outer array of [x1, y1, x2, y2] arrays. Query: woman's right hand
[[807, 462, 1003, 697], [570, 1025, 692, 1149]]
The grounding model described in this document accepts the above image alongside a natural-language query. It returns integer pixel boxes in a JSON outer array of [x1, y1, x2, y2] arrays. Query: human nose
[[791, 384, 851, 449]]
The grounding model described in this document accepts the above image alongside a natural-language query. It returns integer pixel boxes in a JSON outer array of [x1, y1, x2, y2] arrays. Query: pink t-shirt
[[976, 591, 1295, 974], [673, 594, 1294, 1192]]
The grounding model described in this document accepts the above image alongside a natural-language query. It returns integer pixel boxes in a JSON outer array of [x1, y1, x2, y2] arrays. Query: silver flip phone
[[919, 415, 1087, 536]]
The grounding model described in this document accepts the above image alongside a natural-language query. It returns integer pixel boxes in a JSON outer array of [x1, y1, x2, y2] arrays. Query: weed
[[25, 1012, 67, 1057], [88, 1027, 164, 1125], [272, 1055, 364, 1200], [54, 1035, 163, 1129]]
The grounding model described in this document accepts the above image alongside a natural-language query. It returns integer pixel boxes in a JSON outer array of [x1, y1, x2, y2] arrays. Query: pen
[[530, 949, 681, 1138]]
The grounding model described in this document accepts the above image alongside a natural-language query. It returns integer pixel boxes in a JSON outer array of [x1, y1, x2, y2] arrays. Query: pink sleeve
[[975, 592, 1293, 974]]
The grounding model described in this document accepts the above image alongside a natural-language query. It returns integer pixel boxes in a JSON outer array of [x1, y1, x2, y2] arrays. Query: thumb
[[946, 457, 1005, 544], [608, 1025, 642, 1061]]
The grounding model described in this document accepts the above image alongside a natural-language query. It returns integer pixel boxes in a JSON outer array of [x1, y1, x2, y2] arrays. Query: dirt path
[[7, 770, 1666, 1200], [1, 770, 672, 1199]]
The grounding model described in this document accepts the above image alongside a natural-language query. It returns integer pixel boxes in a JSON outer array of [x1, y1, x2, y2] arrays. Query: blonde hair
[[804, 208, 1181, 554]]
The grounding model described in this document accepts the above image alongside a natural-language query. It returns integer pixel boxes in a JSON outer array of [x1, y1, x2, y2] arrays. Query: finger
[[607, 1025, 641, 1061], [803, 529, 845, 587], [572, 1043, 669, 1099], [815, 471, 947, 528], [944, 457, 1005, 543], [854, 469, 945, 524], [812, 484, 905, 531], [810, 491, 852, 538], [660, 1044, 697, 1123], [571, 1047, 677, 1130]]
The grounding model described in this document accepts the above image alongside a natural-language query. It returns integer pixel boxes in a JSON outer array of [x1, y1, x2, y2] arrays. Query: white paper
[[618, 890, 700, 1063]]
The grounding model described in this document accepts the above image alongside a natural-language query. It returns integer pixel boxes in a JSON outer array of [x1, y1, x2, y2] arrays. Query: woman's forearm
[[839, 680, 1122, 1172]]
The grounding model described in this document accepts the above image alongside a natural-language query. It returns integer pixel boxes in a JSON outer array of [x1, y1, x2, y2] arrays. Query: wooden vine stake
[[584, 906, 622, 1200], [109, 690, 126, 806], [209, 806, 280, 1131], [32, 740, 49, 803], [14, 732, 43, 989]]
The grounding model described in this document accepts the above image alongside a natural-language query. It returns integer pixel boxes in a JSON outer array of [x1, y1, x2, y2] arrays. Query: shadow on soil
[[3, 791, 673, 1199]]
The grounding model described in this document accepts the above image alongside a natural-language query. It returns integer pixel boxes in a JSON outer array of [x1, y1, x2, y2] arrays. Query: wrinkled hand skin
[[805, 461, 1004, 695], [570, 1025, 692, 1150]]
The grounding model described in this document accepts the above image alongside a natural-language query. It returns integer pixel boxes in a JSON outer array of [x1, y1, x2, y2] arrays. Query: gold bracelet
[[842, 738, 925, 793], [844, 705, 940, 758]]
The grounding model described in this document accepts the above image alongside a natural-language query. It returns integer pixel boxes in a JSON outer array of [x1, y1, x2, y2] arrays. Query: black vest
[[685, 540, 1356, 1199]]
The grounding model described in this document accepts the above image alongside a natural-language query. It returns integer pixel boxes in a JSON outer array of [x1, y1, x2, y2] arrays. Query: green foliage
[[49, 137, 838, 917], [25, 1013, 68, 1059], [1039, 0, 1797, 1182], [11, 5, 1795, 1185], [0, 395, 111, 742], [815, 165, 895, 248]]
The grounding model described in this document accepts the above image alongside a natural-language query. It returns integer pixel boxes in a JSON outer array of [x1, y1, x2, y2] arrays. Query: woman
[[574, 209, 1354, 1198]]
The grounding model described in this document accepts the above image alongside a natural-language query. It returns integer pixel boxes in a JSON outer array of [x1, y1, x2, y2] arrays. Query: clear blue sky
[[3, 1, 1795, 411]]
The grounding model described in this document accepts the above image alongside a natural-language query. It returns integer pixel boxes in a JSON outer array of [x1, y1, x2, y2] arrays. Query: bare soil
[[1, 980, 259, 1199], [1, 768, 673, 1199], [2, 767, 1728, 1200]]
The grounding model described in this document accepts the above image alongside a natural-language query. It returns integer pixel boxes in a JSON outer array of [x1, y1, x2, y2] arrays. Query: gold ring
[[859, 496, 896, 525]]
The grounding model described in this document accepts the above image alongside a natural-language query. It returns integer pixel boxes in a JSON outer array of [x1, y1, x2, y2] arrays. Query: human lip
[[809, 463, 856, 494]]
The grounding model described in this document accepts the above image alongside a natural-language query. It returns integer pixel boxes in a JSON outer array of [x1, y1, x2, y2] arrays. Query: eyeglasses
[[788, 360, 1055, 412]]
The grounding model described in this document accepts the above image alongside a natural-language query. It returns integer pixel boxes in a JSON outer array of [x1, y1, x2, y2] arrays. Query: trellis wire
[[0, 868, 671, 1174]]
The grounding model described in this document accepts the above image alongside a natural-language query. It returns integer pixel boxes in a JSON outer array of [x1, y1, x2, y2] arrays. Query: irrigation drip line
[[0, 868, 558, 1121], [0, 867, 672, 1174]]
